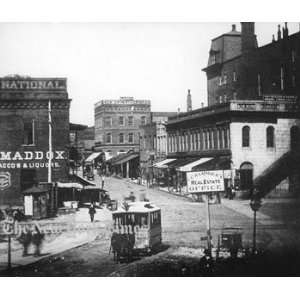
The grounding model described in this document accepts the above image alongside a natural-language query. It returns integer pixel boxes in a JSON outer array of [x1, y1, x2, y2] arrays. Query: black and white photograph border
[[0, 0, 300, 299]]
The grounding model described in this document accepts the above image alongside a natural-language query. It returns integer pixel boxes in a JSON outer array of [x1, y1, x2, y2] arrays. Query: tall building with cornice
[[0, 76, 71, 207], [94, 97, 151, 157]]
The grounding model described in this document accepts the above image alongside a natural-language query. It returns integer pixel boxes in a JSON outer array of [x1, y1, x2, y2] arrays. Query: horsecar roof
[[112, 201, 160, 214]]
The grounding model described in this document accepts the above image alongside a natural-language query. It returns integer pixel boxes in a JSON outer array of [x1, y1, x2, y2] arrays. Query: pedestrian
[[31, 225, 44, 257], [101, 173, 105, 189], [89, 203, 96, 222], [229, 184, 235, 200], [17, 229, 32, 257]]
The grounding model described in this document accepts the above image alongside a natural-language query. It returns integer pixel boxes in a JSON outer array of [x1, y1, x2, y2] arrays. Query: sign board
[[187, 170, 225, 193], [263, 94, 297, 101], [0, 78, 67, 91], [0, 150, 65, 169]]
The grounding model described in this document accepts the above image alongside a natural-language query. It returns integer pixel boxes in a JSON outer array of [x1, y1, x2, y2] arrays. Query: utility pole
[[7, 235, 11, 271], [206, 193, 212, 254], [253, 210, 257, 254], [48, 99, 52, 183], [250, 188, 262, 255]]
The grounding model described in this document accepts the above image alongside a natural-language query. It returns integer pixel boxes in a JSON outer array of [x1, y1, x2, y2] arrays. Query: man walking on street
[[89, 203, 96, 222], [101, 174, 105, 189]]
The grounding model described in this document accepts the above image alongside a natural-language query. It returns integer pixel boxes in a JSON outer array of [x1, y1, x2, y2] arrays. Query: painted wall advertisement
[[0, 150, 65, 169], [186, 170, 225, 193]]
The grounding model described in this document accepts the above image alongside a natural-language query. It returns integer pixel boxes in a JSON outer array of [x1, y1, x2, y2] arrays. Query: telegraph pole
[[48, 99, 52, 183]]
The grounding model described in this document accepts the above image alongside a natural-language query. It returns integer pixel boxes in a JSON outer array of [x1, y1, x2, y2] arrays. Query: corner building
[[0, 76, 71, 208], [164, 23, 300, 198]]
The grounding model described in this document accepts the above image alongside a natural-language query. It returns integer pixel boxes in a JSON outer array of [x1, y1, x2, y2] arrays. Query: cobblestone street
[[2, 175, 300, 276]]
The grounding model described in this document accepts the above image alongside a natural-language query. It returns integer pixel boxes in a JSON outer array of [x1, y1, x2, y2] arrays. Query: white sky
[[0, 22, 299, 126]]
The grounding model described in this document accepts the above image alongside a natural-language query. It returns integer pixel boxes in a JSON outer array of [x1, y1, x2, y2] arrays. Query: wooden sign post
[[187, 170, 225, 255]]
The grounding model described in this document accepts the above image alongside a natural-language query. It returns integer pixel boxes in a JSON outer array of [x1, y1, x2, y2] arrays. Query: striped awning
[[85, 152, 102, 163], [177, 157, 213, 172], [152, 158, 176, 168]]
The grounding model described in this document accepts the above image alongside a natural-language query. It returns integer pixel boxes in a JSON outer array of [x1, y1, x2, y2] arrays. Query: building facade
[[94, 97, 151, 157], [163, 23, 300, 198], [202, 23, 300, 106], [0, 76, 71, 207], [139, 112, 177, 177]]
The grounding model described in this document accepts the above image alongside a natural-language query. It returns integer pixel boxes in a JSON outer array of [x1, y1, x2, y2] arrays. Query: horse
[[110, 232, 135, 263]]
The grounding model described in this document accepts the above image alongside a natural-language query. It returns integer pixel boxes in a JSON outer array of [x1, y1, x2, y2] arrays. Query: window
[[211, 54, 216, 65], [23, 120, 35, 145], [280, 67, 284, 91], [219, 77, 222, 86], [106, 133, 112, 144], [128, 116, 133, 126], [266, 126, 275, 148], [233, 72, 237, 82], [292, 75, 296, 87], [219, 95, 223, 103], [292, 50, 296, 63], [128, 133, 134, 143], [104, 117, 112, 128], [242, 126, 250, 147], [223, 75, 227, 85], [224, 94, 227, 102], [141, 116, 146, 125], [233, 92, 237, 100], [257, 74, 262, 96], [119, 116, 124, 126], [119, 133, 124, 144]]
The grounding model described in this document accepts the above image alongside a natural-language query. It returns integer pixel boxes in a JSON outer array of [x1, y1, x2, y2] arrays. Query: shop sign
[[0, 79, 66, 91], [0, 151, 65, 169], [0, 151, 65, 161], [187, 170, 225, 193], [0, 171, 11, 190]]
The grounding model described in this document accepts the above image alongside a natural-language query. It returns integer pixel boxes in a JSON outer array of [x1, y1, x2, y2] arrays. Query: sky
[[0, 22, 299, 126]]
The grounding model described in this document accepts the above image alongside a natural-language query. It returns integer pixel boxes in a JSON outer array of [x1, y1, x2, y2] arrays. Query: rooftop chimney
[[241, 22, 258, 53], [283, 22, 289, 38], [187, 89, 192, 112], [272, 34, 275, 42], [232, 24, 236, 31], [277, 24, 281, 40]]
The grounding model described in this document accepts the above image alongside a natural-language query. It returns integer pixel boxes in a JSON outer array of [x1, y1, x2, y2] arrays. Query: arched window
[[266, 126, 275, 148], [242, 126, 250, 147]]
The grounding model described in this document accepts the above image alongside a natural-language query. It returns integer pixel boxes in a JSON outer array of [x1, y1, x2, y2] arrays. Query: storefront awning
[[166, 157, 199, 169], [112, 153, 139, 165], [68, 174, 96, 186], [85, 152, 102, 163], [177, 157, 214, 172], [152, 158, 176, 168], [57, 182, 83, 189]]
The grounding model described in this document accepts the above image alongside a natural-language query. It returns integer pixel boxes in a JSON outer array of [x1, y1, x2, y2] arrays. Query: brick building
[[94, 97, 151, 157], [203, 23, 300, 106], [162, 23, 300, 198], [0, 76, 71, 208], [139, 111, 176, 179]]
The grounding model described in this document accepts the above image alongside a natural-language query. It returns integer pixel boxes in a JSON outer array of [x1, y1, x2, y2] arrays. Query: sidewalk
[[221, 198, 284, 226], [0, 207, 112, 272]]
